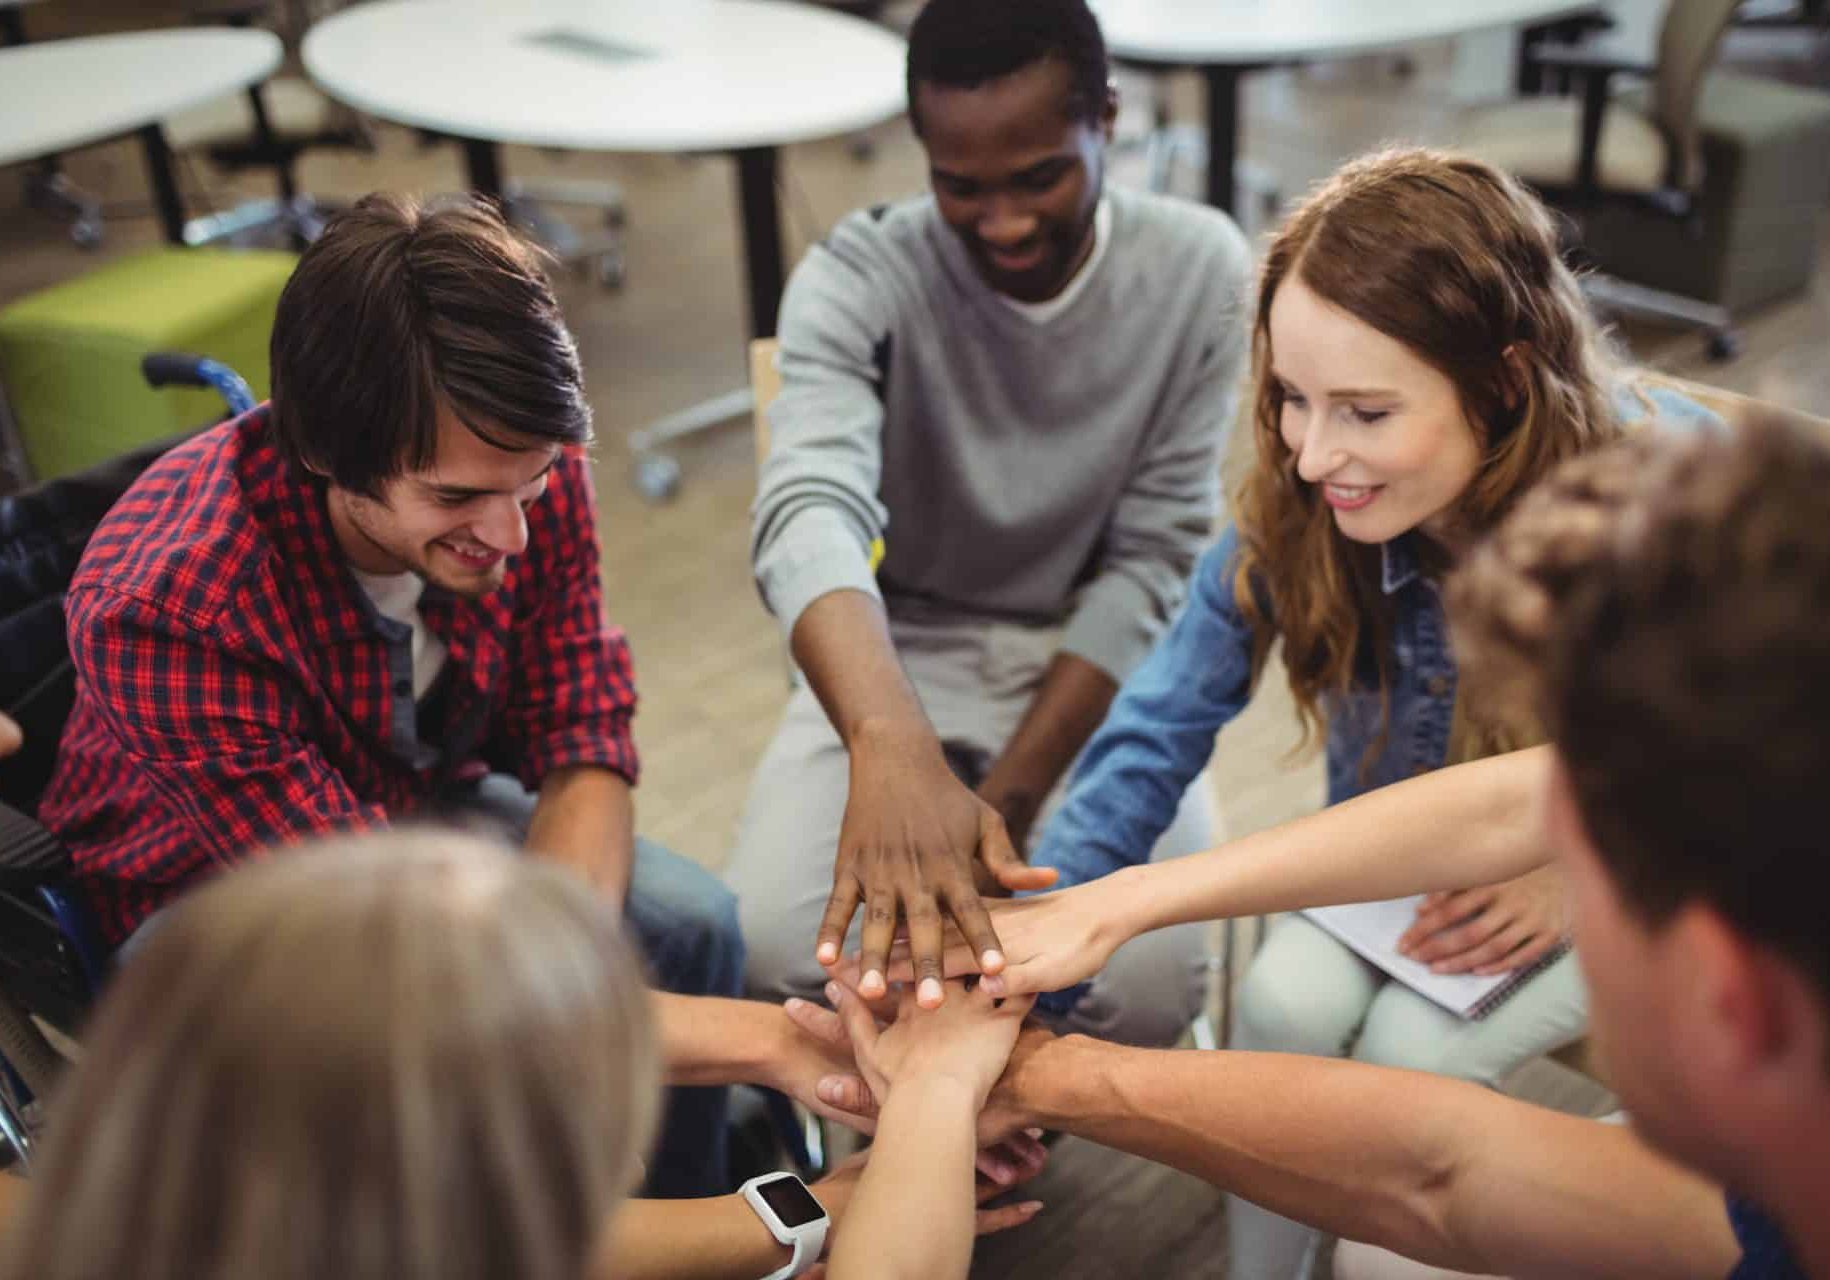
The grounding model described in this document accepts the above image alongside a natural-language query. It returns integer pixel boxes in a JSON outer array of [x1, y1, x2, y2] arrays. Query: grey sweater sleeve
[[750, 224, 893, 637], [1059, 216, 1254, 681]]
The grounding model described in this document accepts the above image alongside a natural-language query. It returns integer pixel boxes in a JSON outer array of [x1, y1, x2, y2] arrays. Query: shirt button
[[393, 679, 412, 697], [1427, 676, 1450, 696]]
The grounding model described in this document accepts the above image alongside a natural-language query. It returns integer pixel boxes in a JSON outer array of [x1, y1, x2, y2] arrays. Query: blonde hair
[[0, 830, 659, 1280], [1232, 147, 1617, 759]]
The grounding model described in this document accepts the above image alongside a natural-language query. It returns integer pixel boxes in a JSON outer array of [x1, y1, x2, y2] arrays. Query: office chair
[[1460, 0, 1747, 358], [163, 0, 375, 246]]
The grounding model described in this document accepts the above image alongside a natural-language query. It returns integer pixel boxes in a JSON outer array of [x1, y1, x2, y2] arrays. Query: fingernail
[[817, 1079, 837, 1103], [817, 942, 838, 963], [920, 977, 943, 1005], [825, 981, 841, 1004], [981, 948, 1004, 970], [990, 1163, 1012, 1185], [1020, 1201, 1043, 1214], [785, 997, 804, 1012], [863, 970, 884, 994], [1025, 1128, 1044, 1139], [983, 975, 1007, 997]]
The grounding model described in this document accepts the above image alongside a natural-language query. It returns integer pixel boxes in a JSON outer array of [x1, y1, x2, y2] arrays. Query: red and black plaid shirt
[[40, 407, 638, 944]]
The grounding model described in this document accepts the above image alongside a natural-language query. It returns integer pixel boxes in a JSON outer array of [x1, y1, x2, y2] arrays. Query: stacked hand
[[819, 730, 1056, 1008], [786, 978, 1050, 1181], [820, 880, 1120, 1006], [1397, 864, 1569, 975]]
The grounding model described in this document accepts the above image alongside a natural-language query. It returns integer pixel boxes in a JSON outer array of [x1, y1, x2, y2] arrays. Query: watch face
[[757, 1175, 825, 1228]]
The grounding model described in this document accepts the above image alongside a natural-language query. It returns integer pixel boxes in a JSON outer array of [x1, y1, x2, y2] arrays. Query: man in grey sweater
[[726, 0, 1253, 1046]]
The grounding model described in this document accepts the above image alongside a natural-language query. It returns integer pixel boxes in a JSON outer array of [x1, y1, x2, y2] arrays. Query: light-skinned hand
[[1397, 864, 1569, 976], [827, 880, 1120, 1003]]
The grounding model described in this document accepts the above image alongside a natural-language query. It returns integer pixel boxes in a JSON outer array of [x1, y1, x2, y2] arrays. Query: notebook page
[[1302, 895, 1514, 1019]]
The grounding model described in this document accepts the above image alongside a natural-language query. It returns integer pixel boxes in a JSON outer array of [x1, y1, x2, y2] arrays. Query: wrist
[[996, 1032, 1101, 1131], [889, 1065, 994, 1115], [848, 714, 943, 766], [1106, 862, 1168, 942]]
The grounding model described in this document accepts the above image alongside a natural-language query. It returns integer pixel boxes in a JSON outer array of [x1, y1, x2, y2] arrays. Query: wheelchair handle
[[139, 352, 258, 417]]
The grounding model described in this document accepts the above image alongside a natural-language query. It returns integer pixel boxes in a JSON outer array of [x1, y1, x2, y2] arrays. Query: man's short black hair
[[269, 193, 591, 500], [905, 0, 1109, 136]]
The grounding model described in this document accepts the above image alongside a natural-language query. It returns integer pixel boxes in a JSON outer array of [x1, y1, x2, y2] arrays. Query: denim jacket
[[1032, 382, 1722, 891]]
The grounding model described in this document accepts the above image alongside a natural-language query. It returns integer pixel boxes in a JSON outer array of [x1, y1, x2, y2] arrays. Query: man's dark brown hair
[[269, 192, 591, 498], [1450, 415, 1830, 1004]]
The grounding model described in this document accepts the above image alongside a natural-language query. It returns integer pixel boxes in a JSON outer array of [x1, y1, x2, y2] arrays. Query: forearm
[[1104, 747, 1554, 941], [789, 589, 936, 751], [1005, 1036, 1734, 1279], [1009, 1035, 1461, 1258], [980, 653, 1118, 842], [654, 994, 788, 1087], [595, 1196, 792, 1280], [827, 1077, 981, 1280], [526, 765, 635, 905]]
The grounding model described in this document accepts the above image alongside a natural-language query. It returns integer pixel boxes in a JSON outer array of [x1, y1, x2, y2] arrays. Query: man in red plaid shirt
[[39, 195, 767, 1199]]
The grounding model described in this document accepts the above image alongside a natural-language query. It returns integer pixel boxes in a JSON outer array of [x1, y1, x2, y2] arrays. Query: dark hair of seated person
[[267, 192, 593, 500], [905, 0, 1109, 135]]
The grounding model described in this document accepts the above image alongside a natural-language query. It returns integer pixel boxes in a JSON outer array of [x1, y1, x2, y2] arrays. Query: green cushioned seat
[[0, 248, 297, 481]]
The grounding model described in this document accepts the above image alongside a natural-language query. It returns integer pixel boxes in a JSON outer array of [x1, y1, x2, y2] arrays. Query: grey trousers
[[723, 613, 1218, 1048], [1226, 915, 1591, 1279]]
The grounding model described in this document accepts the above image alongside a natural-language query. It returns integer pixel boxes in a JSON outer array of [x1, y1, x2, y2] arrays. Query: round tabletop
[[303, 0, 908, 154], [0, 27, 282, 168], [1091, 0, 1596, 66]]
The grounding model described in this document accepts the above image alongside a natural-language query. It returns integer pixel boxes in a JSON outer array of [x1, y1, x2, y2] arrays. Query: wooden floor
[[4, 5, 1829, 1276]]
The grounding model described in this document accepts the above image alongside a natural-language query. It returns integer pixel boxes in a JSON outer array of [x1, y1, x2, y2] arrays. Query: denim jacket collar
[[1380, 536, 1424, 596]]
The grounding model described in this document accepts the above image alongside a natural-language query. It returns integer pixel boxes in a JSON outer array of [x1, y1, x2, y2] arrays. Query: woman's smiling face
[[1270, 276, 1484, 547]]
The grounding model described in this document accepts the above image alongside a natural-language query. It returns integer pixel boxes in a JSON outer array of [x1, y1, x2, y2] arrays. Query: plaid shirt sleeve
[[500, 451, 639, 791], [68, 581, 389, 867]]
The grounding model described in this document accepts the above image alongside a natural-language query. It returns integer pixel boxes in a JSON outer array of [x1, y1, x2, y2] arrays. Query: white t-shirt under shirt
[[352, 569, 448, 700], [997, 199, 1113, 325]]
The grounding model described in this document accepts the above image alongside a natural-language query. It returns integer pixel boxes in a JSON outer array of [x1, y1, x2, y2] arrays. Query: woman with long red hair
[[1013, 145, 1715, 1278]]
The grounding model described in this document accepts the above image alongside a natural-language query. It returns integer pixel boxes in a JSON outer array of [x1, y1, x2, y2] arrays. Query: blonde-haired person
[[0, 831, 1042, 1280], [976, 146, 1718, 1278]]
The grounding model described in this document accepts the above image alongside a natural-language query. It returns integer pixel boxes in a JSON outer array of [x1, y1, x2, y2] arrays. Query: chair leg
[[1580, 274, 1741, 362]]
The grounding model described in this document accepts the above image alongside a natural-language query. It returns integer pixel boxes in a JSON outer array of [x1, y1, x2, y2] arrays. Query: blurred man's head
[[1452, 417, 1830, 1197], [905, 0, 1117, 303]]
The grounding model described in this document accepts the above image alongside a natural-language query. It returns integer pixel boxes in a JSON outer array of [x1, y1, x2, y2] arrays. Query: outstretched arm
[[996, 1031, 1736, 1280], [892, 747, 1557, 999]]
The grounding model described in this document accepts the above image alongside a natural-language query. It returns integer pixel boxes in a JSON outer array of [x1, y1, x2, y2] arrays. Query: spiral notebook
[[1302, 896, 1570, 1021]]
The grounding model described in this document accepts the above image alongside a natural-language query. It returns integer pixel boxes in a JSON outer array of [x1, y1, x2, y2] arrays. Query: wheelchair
[[0, 354, 253, 1168]]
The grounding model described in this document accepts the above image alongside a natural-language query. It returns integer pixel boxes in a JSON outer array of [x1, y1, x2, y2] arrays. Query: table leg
[[137, 123, 186, 246], [462, 137, 505, 203], [734, 145, 786, 340], [1201, 65, 1241, 215]]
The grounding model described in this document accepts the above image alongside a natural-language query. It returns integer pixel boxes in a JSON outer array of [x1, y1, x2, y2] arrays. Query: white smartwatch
[[739, 1172, 829, 1279]]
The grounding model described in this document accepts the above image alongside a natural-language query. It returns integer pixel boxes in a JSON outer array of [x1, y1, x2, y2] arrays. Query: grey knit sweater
[[752, 186, 1252, 680]]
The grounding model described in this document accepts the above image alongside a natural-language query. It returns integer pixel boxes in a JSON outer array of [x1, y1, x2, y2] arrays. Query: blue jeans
[[446, 775, 746, 1198]]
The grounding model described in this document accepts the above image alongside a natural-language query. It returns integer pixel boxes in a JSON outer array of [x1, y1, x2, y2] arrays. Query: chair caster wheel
[[1705, 328, 1741, 363], [71, 217, 103, 250], [597, 253, 626, 290], [634, 453, 681, 503]]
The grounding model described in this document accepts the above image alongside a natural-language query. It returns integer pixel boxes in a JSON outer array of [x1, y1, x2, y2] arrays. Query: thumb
[[832, 983, 882, 1058], [994, 863, 1058, 891], [784, 997, 848, 1049]]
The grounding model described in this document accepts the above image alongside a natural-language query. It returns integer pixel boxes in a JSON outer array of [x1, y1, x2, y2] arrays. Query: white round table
[[305, 0, 908, 339], [1090, 0, 1600, 211], [0, 28, 283, 240]]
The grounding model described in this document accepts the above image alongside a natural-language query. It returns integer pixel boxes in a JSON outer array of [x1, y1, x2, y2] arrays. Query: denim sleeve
[[1031, 527, 1259, 889]]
